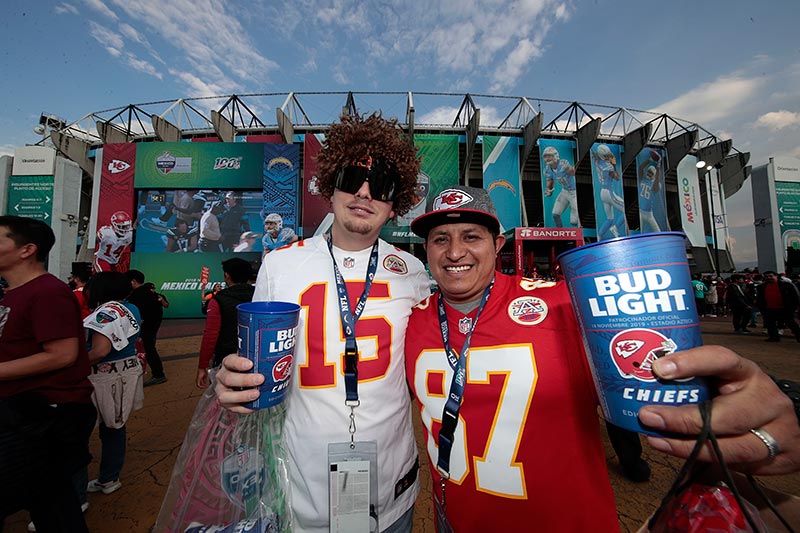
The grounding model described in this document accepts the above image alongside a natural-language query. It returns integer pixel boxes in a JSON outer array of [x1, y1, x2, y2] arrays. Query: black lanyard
[[435, 279, 493, 479], [326, 233, 380, 406]]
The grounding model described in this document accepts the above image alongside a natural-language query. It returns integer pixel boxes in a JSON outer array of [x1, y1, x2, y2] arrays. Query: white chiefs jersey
[[94, 225, 132, 264], [254, 235, 431, 532]]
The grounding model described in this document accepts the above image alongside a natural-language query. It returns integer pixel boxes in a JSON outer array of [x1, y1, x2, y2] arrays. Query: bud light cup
[[237, 301, 301, 410], [557, 232, 710, 435]]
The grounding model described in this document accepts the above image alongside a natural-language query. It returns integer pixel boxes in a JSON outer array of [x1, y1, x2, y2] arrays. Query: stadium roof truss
[[38, 91, 750, 198]]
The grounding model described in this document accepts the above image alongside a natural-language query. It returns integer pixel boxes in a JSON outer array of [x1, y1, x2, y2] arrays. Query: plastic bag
[[154, 371, 292, 533], [649, 483, 766, 533], [645, 401, 790, 533]]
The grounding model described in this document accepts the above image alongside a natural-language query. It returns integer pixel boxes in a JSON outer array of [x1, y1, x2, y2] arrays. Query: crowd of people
[[693, 270, 800, 341], [0, 216, 170, 531], [3, 115, 800, 532]]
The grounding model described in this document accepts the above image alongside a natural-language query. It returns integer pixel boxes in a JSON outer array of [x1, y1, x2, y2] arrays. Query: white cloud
[[125, 53, 163, 79], [101, 0, 279, 97], [271, 0, 569, 93], [417, 106, 458, 126], [0, 144, 15, 157], [490, 39, 543, 93], [755, 110, 800, 131], [653, 74, 765, 124], [88, 21, 124, 53], [84, 0, 118, 21], [54, 3, 79, 15]]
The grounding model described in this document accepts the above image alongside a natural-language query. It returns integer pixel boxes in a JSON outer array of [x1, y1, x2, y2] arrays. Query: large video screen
[[135, 189, 272, 253]]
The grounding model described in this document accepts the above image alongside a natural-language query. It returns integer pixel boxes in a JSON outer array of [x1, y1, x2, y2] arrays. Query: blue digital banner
[[262, 144, 300, 239]]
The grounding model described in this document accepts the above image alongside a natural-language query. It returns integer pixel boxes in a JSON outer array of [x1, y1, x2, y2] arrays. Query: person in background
[[196, 258, 254, 389], [71, 270, 92, 319], [726, 274, 753, 334], [691, 274, 707, 317], [746, 274, 761, 328], [756, 270, 800, 342], [81, 272, 143, 496], [201, 283, 222, 315], [704, 278, 718, 318], [126, 270, 167, 386], [0, 216, 96, 532], [715, 276, 728, 317], [147, 283, 170, 309]]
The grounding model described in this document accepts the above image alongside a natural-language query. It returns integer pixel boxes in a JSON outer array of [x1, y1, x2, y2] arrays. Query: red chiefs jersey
[[406, 273, 619, 532]]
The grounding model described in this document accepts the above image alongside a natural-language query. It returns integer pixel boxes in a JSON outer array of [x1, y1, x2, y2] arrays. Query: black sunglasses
[[334, 159, 398, 202]]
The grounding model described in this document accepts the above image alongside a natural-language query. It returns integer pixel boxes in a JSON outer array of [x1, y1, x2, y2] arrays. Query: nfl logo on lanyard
[[458, 317, 472, 335]]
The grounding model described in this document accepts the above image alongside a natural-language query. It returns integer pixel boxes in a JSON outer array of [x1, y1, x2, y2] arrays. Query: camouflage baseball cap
[[410, 185, 500, 238]]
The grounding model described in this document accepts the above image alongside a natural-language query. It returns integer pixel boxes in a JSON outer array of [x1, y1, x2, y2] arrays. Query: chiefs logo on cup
[[272, 355, 293, 382], [383, 254, 408, 274], [609, 328, 677, 382], [507, 296, 548, 325]]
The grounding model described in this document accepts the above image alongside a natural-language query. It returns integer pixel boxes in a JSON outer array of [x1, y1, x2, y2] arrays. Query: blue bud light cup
[[557, 232, 710, 435], [237, 301, 301, 410]]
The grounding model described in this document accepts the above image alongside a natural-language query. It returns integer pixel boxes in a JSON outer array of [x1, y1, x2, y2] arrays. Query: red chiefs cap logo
[[433, 189, 473, 210]]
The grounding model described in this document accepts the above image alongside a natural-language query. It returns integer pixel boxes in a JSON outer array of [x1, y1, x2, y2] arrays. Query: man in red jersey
[[0, 216, 97, 532], [406, 186, 800, 531]]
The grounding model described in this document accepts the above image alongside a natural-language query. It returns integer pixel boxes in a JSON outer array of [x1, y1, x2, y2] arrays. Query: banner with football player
[[94, 143, 137, 273], [482, 135, 521, 232], [134, 142, 264, 189], [262, 143, 300, 254], [676, 154, 707, 248], [539, 139, 579, 228], [590, 142, 628, 240], [380, 134, 457, 243], [303, 133, 332, 238], [635, 147, 669, 234]]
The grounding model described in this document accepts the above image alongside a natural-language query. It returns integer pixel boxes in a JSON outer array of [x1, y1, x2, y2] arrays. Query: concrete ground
[[4, 316, 799, 532]]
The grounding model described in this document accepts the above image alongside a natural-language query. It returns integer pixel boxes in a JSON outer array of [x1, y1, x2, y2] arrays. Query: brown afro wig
[[316, 113, 422, 217]]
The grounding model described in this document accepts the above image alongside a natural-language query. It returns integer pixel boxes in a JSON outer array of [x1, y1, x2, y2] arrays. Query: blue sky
[[1, 0, 799, 268]]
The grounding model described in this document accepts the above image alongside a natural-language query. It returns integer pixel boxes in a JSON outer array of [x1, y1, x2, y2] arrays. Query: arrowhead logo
[[432, 189, 473, 210], [108, 159, 131, 174]]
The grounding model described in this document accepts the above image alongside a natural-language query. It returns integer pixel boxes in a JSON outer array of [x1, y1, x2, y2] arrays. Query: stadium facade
[[0, 92, 752, 317]]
